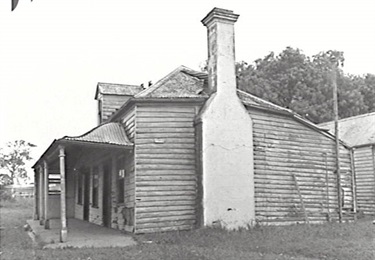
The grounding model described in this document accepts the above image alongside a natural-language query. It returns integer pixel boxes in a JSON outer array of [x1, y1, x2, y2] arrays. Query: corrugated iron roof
[[95, 82, 143, 99], [319, 112, 375, 147], [62, 122, 133, 147]]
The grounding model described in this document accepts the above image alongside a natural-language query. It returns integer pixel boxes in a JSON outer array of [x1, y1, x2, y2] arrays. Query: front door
[[102, 162, 112, 227], [83, 169, 90, 221]]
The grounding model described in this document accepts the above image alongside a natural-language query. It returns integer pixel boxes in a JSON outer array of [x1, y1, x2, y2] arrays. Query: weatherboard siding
[[101, 95, 131, 123], [248, 108, 354, 224], [354, 145, 375, 215], [134, 105, 198, 233]]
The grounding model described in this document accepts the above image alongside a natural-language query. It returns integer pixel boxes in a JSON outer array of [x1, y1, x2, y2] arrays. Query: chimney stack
[[198, 8, 255, 230], [201, 8, 239, 96]]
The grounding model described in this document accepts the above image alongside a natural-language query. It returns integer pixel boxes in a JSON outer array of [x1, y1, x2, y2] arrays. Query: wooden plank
[[136, 224, 193, 234], [137, 210, 195, 219], [136, 143, 196, 149], [136, 158, 195, 165], [136, 128, 195, 133], [136, 200, 196, 207], [136, 164, 195, 170], [137, 185, 195, 192], [137, 122, 194, 128], [136, 190, 196, 197], [137, 169, 196, 176], [136, 175, 196, 182], [136, 195, 196, 201], [136, 138, 195, 145], [137, 117, 193, 122], [136, 148, 195, 154], [137, 153, 196, 159], [137, 106, 195, 113], [136, 216, 196, 226], [136, 133, 195, 139], [136, 205, 195, 213]]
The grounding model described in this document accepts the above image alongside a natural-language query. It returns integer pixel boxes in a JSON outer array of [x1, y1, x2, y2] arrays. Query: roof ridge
[[97, 82, 140, 87], [135, 65, 193, 98]]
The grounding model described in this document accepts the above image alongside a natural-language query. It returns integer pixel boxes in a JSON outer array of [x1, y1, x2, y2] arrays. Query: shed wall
[[248, 108, 354, 224], [354, 145, 375, 215]]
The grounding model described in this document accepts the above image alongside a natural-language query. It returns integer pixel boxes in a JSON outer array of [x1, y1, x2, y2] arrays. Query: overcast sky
[[1, 0, 374, 162]]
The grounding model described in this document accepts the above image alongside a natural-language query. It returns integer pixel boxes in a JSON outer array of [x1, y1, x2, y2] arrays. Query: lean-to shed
[[320, 112, 375, 216]]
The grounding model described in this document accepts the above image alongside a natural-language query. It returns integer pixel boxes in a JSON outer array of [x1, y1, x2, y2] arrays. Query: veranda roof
[[33, 122, 133, 168]]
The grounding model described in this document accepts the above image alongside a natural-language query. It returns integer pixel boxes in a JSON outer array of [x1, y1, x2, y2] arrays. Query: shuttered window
[[117, 157, 125, 204]]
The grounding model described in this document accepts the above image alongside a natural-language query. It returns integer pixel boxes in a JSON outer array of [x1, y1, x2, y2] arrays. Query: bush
[[0, 187, 15, 202]]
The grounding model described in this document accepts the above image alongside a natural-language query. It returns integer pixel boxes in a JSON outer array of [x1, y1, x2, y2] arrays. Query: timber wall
[[354, 145, 375, 215], [248, 108, 354, 225], [133, 104, 198, 233], [110, 108, 136, 232], [101, 95, 131, 123]]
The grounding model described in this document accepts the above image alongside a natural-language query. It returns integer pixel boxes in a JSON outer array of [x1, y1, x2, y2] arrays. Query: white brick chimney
[[198, 8, 255, 229]]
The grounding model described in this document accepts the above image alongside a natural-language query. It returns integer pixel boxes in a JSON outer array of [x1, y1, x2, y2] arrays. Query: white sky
[[1, 0, 374, 162]]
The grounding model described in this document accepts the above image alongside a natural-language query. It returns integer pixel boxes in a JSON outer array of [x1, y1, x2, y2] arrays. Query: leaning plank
[[292, 174, 309, 224]]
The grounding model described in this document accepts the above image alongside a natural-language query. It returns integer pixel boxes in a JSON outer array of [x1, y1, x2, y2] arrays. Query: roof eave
[[243, 102, 351, 148], [110, 97, 207, 121]]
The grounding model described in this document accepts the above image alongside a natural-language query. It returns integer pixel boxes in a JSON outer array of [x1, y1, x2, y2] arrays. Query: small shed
[[320, 112, 375, 215]]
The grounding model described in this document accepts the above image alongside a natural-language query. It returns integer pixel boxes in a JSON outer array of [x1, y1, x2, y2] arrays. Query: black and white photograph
[[0, 1, 374, 259]]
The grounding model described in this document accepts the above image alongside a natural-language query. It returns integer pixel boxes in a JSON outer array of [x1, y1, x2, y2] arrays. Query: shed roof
[[33, 122, 132, 168], [95, 82, 143, 99], [319, 112, 375, 147]]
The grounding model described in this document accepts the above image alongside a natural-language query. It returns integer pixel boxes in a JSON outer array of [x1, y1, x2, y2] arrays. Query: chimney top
[[201, 7, 239, 27]]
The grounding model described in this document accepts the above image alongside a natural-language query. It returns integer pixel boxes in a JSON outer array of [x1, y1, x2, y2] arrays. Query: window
[[49, 173, 61, 196], [92, 167, 99, 207], [117, 157, 125, 204], [77, 173, 83, 204]]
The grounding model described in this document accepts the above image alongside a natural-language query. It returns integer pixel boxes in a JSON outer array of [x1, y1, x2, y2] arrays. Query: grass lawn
[[0, 198, 374, 260]]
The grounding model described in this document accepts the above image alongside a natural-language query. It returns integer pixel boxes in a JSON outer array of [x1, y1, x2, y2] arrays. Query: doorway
[[102, 162, 112, 228], [83, 169, 90, 221]]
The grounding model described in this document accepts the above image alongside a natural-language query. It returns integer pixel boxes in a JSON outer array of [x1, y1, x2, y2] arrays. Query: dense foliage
[[0, 140, 36, 185], [236, 47, 375, 123]]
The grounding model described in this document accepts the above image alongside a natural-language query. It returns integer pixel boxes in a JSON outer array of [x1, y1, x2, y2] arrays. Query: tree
[[0, 140, 36, 185], [11, 0, 33, 11], [237, 47, 373, 123]]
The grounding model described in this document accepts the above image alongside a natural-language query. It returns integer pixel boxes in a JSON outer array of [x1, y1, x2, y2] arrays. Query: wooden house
[[320, 112, 375, 216], [32, 8, 356, 242]]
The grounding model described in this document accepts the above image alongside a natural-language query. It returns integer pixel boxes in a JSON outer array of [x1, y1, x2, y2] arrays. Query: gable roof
[[319, 112, 375, 147], [135, 65, 209, 99], [95, 82, 143, 99]]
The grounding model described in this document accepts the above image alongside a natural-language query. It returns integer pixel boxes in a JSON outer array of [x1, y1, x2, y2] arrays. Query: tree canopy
[[236, 47, 375, 123], [0, 140, 36, 185]]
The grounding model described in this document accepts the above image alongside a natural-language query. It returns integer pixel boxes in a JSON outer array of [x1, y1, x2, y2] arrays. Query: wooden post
[[324, 153, 331, 221], [350, 148, 357, 219], [39, 166, 44, 225], [292, 174, 309, 224], [59, 146, 68, 242], [332, 63, 343, 223], [33, 169, 39, 220], [43, 161, 50, 229]]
